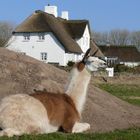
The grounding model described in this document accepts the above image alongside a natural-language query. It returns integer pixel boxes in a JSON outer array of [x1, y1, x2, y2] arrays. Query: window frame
[[40, 52, 47, 61], [23, 33, 30, 41], [38, 33, 45, 41]]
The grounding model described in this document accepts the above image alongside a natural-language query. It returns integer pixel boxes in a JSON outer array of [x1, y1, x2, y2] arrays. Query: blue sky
[[0, 0, 140, 32]]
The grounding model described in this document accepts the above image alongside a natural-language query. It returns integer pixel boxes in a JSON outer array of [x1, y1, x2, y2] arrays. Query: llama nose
[[103, 59, 107, 66], [104, 62, 107, 65], [101, 62, 107, 68]]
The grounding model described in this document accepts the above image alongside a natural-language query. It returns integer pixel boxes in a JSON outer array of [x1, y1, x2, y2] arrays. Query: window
[[38, 33, 45, 41], [20, 52, 26, 55], [41, 52, 47, 61], [107, 57, 118, 67], [23, 33, 30, 41]]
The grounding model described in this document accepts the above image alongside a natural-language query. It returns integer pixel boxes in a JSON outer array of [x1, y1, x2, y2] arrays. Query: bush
[[134, 65, 140, 73], [114, 64, 140, 73], [67, 61, 75, 67], [114, 64, 130, 72]]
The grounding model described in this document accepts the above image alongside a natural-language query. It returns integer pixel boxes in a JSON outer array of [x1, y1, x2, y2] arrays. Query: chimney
[[45, 5, 58, 17], [61, 11, 69, 20]]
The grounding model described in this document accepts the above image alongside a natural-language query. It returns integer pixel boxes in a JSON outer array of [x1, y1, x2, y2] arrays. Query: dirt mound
[[0, 48, 140, 132], [0, 48, 67, 98], [83, 86, 140, 132]]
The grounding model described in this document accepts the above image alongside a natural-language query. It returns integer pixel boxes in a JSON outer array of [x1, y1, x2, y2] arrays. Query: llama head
[[77, 48, 106, 72]]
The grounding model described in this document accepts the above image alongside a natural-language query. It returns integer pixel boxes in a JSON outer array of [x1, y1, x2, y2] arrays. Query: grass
[[98, 84, 140, 106], [0, 128, 139, 140]]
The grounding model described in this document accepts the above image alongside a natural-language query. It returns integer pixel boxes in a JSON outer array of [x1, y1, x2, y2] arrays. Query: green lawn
[[0, 128, 139, 140], [98, 84, 140, 106]]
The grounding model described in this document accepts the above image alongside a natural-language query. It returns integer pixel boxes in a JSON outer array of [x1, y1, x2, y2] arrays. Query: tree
[[108, 29, 130, 46], [130, 31, 140, 50], [92, 29, 130, 46], [92, 29, 140, 51], [0, 21, 14, 47], [92, 32, 109, 45]]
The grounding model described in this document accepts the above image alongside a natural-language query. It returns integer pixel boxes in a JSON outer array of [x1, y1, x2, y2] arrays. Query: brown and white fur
[[0, 48, 106, 137]]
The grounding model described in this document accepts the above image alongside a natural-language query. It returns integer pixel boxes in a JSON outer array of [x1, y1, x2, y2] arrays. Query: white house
[[99, 45, 140, 67], [7, 5, 103, 66]]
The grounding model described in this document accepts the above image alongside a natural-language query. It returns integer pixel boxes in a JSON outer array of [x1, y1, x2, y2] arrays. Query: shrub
[[134, 65, 140, 73], [114, 64, 140, 73], [67, 61, 75, 67], [114, 64, 130, 72]]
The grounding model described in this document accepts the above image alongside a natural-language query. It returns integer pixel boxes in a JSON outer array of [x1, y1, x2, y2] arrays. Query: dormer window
[[38, 33, 45, 41], [23, 33, 30, 41]]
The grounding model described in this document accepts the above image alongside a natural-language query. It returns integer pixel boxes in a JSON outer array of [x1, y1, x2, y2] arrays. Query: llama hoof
[[72, 122, 90, 133]]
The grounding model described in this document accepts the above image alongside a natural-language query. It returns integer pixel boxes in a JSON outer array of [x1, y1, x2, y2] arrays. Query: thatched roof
[[99, 45, 140, 62], [90, 40, 104, 57], [14, 10, 91, 53]]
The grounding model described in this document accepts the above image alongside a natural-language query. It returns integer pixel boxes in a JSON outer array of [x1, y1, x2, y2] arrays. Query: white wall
[[76, 25, 90, 53], [120, 62, 140, 67], [64, 24, 90, 64], [106, 68, 114, 77], [7, 32, 66, 66], [65, 53, 82, 65]]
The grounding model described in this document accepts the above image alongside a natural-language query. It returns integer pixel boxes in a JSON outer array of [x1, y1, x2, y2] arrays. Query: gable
[[62, 20, 89, 39]]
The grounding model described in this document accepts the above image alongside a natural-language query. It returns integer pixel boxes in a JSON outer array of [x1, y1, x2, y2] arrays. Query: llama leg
[[0, 128, 23, 137], [72, 122, 90, 133]]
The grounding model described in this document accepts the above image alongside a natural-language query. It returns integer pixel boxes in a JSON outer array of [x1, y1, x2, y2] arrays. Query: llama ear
[[77, 48, 91, 72], [77, 62, 85, 72], [82, 48, 91, 63]]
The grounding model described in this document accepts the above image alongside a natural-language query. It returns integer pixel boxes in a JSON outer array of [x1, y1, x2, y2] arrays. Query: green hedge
[[114, 64, 140, 73]]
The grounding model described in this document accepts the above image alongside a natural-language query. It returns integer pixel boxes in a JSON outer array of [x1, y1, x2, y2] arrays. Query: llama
[[0, 48, 106, 137]]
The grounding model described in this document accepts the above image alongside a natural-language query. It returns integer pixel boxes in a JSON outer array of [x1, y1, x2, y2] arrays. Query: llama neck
[[65, 68, 91, 114]]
